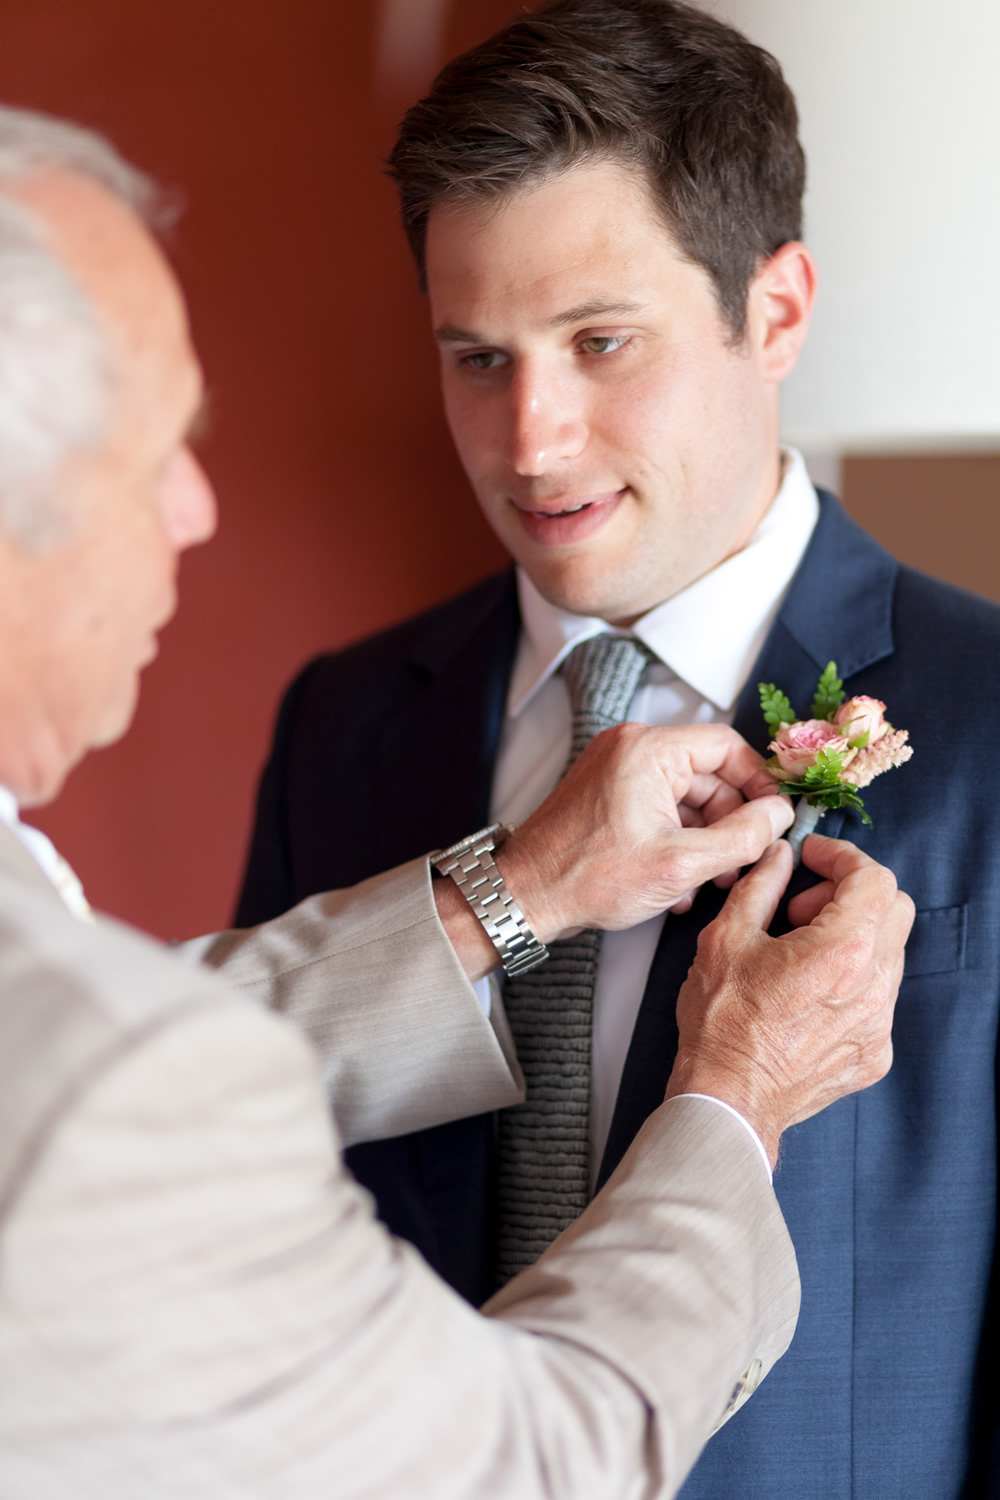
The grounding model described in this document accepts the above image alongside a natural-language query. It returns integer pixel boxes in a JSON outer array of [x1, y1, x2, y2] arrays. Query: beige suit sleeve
[[2, 995, 798, 1500], [180, 856, 523, 1144]]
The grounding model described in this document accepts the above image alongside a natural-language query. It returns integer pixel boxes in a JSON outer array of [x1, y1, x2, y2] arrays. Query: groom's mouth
[[514, 489, 626, 546]]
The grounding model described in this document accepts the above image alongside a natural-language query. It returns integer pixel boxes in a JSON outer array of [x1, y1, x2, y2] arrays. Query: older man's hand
[[666, 835, 915, 1166], [497, 722, 793, 942]]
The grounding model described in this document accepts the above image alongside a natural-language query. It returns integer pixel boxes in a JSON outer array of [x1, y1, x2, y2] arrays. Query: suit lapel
[[372, 570, 520, 870], [597, 494, 899, 1186], [344, 570, 520, 1306]]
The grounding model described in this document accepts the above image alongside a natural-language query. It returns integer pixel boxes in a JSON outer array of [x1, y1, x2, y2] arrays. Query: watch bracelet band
[[431, 824, 549, 977]]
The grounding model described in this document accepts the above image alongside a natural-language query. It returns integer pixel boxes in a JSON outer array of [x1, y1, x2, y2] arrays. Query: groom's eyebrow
[[435, 322, 488, 344], [548, 297, 646, 327], [435, 298, 647, 345]]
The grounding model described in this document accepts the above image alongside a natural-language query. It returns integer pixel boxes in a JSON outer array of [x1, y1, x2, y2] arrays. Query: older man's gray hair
[[0, 106, 163, 550]]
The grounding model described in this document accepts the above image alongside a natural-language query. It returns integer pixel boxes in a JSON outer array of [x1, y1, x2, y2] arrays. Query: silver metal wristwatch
[[431, 824, 549, 977]]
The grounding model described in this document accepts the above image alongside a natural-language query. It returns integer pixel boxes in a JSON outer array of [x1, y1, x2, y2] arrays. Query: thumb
[[718, 838, 794, 933]]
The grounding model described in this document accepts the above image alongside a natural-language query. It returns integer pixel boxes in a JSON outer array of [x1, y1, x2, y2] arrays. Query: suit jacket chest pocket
[[903, 904, 968, 978]]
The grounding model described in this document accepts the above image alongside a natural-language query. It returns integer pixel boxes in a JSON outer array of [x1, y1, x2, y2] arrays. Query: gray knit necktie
[[495, 634, 652, 1285]]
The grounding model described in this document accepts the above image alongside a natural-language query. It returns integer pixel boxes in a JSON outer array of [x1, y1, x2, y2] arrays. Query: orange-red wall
[[2, 2, 997, 938], [1, 0, 515, 937]]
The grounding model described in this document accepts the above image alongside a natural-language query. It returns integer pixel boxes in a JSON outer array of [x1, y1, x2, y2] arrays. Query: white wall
[[701, 0, 1000, 451]]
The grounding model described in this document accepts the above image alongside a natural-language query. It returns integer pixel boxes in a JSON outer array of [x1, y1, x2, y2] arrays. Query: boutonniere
[[758, 662, 913, 862]]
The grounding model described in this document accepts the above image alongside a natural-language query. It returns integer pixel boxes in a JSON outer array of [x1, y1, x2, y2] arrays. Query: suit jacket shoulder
[[236, 569, 520, 923], [0, 830, 242, 1209]]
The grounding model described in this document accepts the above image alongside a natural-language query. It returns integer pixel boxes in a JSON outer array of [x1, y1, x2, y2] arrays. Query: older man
[[0, 105, 910, 1498]]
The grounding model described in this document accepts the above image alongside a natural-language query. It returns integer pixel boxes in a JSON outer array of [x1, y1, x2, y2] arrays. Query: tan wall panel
[[843, 455, 1000, 606]]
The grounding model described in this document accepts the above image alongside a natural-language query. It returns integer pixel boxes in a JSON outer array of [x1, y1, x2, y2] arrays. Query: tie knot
[[561, 634, 652, 764]]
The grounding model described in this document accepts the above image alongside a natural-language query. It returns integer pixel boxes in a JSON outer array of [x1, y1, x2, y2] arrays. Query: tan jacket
[[0, 823, 798, 1498]]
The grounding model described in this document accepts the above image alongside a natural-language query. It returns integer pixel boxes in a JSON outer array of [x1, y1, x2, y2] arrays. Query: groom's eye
[[579, 335, 631, 355], [459, 349, 507, 370]]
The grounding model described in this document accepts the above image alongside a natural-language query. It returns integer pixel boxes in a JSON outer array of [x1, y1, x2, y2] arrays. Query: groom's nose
[[504, 359, 589, 477]]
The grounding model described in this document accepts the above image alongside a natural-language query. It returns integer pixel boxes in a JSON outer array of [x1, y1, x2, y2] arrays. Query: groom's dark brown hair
[[388, 0, 805, 341]]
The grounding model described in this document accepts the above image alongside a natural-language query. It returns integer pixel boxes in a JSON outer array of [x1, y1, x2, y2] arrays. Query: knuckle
[[869, 1037, 894, 1085], [667, 846, 710, 896], [587, 723, 620, 759], [610, 720, 642, 751], [695, 915, 731, 967], [586, 722, 627, 762], [873, 866, 898, 906], [830, 838, 866, 875], [828, 933, 873, 988]]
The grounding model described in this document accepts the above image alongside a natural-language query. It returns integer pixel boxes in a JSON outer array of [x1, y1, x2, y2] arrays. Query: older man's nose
[[162, 446, 218, 551]]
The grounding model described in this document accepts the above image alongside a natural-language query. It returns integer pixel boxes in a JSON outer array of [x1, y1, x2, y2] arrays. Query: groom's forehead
[[424, 166, 693, 323]]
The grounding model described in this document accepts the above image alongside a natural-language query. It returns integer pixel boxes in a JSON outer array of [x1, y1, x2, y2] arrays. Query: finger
[[896, 890, 916, 942], [876, 925, 909, 1010], [652, 723, 768, 795], [669, 889, 696, 914], [667, 793, 794, 888], [874, 889, 916, 960], [800, 836, 900, 931], [744, 767, 787, 801], [800, 833, 882, 887], [683, 774, 745, 824], [715, 838, 793, 932], [711, 866, 742, 890], [659, 798, 791, 900], [681, 771, 725, 810], [678, 803, 705, 829], [787, 879, 835, 927]]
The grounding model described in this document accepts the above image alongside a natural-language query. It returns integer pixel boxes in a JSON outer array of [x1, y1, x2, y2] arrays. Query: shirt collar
[[0, 783, 76, 898], [508, 447, 820, 716], [0, 783, 21, 831]]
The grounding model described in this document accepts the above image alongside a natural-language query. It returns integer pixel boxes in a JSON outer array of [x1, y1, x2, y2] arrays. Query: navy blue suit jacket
[[237, 494, 1000, 1498]]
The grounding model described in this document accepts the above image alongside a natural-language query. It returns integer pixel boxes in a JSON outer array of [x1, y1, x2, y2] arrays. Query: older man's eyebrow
[[435, 300, 646, 346]]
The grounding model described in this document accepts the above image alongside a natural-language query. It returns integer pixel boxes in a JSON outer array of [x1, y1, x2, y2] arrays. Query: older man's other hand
[[666, 835, 914, 1166]]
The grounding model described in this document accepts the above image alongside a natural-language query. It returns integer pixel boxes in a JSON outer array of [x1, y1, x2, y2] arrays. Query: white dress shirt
[[0, 784, 93, 921], [489, 449, 820, 1186]]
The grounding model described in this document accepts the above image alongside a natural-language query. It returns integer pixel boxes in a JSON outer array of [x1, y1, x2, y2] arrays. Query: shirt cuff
[[679, 1093, 773, 1182], [472, 973, 495, 1019]]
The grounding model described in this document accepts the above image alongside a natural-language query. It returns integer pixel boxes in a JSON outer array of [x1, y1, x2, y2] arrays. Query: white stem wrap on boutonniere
[[758, 662, 914, 867]]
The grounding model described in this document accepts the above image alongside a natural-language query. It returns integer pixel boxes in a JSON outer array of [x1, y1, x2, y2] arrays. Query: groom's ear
[[746, 241, 818, 384]]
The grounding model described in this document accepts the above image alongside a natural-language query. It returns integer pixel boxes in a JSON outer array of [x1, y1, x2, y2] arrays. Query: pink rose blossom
[[769, 718, 855, 778], [834, 695, 889, 747]]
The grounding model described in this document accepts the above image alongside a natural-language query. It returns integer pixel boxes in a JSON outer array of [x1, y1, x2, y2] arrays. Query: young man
[[0, 103, 914, 1498], [238, 2, 1000, 1494]]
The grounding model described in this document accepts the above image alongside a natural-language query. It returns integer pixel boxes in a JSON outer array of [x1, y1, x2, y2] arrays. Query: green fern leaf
[[758, 682, 796, 734], [811, 661, 845, 721]]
